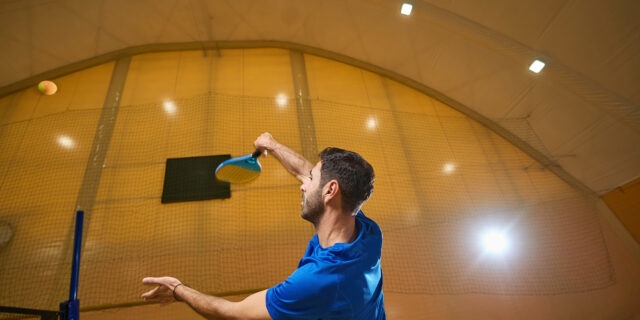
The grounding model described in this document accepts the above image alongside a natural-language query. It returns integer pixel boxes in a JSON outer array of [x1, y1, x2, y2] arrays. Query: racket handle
[[252, 149, 262, 158]]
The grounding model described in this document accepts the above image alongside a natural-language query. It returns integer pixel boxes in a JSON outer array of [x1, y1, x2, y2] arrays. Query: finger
[[141, 287, 159, 300], [142, 277, 161, 285], [264, 150, 268, 157], [141, 287, 156, 299]]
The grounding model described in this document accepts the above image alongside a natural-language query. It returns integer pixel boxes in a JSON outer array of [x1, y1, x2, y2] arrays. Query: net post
[[60, 210, 83, 320]]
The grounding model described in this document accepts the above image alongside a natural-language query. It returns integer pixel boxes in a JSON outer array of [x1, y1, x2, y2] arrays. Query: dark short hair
[[318, 147, 375, 215]]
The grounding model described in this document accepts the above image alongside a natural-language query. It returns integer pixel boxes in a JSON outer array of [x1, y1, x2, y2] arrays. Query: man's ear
[[323, 180, 340, 201]]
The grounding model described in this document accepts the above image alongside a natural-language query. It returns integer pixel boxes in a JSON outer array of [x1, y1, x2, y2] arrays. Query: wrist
[[267, 140, 280, 152], [173, 283, 188, 302]]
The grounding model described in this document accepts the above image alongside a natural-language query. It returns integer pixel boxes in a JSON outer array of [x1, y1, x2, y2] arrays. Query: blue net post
[[60, 210, 83, 320]]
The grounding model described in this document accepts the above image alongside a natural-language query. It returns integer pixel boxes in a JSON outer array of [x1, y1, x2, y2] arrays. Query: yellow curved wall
[[603, 178, 640, 243]]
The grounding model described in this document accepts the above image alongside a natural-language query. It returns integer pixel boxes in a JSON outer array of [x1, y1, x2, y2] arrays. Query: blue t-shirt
[[266, 211, 385, 320]]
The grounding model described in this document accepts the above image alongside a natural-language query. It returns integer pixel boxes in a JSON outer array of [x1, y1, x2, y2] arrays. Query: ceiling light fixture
[[482, 230, 508, 254], [401, 3, 413, 16], [529, 60, 545, 73]]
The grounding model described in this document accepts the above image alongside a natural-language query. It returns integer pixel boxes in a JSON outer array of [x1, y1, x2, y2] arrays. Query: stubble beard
[[301, 188, 324, 226]]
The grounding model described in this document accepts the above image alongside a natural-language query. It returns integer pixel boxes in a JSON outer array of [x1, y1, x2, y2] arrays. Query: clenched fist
[[254, 132, 278, 156]]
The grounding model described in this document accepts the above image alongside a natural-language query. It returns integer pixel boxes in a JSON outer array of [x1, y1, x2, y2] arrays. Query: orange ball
[[38, 80, 57, 95]]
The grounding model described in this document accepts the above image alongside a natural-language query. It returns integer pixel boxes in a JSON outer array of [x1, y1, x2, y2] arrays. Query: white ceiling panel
[[101, 0, 162, 45], [537, 0, 640, 101], [424, 0, 567, 46], [94, 30, 127, 57], [556, 115, 640, 193], [0, 35, 33, 82], [302, 2, 362, 54], [528, 86, 602, 154], [61, 0, 103, 27], [32, 2, 98, 63], [0, 4, 29, 40], [151, 1, 202, 42], [351, 3, 416, 70], [421, 34, 501, 93], [447, 63, 534, 119], [594, 29, 640, 106]]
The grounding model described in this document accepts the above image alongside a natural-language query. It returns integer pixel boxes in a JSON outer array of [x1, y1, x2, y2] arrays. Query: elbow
[[219, 301, 241, 320]]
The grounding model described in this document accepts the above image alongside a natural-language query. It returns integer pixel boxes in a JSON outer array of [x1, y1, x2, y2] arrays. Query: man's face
[[300, 162, 324, 225]]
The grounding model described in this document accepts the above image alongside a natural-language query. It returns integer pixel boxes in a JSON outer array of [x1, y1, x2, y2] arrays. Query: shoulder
[[276, 262, 339, 296], [356, 210, 383, 240], [353, 210, 383, 261], [266, 263, 339, 318]]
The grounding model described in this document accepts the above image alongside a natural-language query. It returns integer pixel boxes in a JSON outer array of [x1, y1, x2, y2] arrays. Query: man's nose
[[300, 184, 306, 192]]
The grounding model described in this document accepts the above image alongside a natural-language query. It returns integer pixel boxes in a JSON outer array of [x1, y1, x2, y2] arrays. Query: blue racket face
[[215, 154, 261, 183]]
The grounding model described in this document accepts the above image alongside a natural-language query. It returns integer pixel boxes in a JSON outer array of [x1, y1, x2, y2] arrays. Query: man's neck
[[315, 208, 357, 249]]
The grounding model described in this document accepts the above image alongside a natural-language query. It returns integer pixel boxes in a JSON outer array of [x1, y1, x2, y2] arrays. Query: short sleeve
[[266, 263, 338, 320]]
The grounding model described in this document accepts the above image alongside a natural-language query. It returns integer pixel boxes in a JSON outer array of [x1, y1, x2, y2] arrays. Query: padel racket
[[215, 149, 263, 183]]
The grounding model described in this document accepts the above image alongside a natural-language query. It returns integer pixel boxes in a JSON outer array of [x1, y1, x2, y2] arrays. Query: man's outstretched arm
[[254, 132, 314, 183], [141, 277, 271, 320]]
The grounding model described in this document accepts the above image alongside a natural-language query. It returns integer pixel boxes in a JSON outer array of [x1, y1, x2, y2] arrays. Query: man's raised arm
[[141, 277, 271, 320], [254, 132, 314, 183]]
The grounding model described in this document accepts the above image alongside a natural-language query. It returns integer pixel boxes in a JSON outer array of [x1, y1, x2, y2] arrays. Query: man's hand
[[254, 132, 277, 156], [253, 132, 313, 183], [141, 276, 272, 319], [141, 276, 182, 304]]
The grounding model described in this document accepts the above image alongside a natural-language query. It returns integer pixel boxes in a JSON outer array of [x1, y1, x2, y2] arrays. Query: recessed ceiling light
[[401, 3, 413, 16], [529, 60, 545, 73]]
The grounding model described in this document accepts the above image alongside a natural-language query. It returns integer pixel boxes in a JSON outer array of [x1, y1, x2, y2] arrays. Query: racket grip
[[252, 149, 262, 158]]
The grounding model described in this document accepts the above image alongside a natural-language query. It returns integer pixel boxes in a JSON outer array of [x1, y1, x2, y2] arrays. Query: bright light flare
[[57, 135, 75, 149], [443, 162, 456, 174], [366, 117, 378, 130], [482, 230, 508, 254], [163, 100, 176, 114], [401, 3, 413, 15], [529, 60, 545, 73], [275, 93, 288, 107]]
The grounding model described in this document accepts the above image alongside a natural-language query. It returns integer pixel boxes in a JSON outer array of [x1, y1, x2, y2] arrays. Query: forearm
[[176, 285, 234, 320], [268, 141, 314, 180]]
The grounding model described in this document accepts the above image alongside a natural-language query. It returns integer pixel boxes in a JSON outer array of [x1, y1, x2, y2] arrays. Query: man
[[141, 132, 385, 319]]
